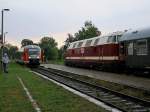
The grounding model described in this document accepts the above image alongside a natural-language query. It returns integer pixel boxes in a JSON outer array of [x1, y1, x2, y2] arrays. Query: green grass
[[46, 59, 64, 65], [0, 63, 107, 112], [0, 64, 35, 112]]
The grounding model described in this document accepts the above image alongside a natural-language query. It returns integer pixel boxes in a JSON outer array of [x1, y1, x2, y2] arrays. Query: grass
[[0, 63, 107, 112], [45, 59, 64, 65], [0, 64, 35, 112]]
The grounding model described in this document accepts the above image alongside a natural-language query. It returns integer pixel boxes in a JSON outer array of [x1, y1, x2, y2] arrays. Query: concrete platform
[[41, 64, 150, 91]]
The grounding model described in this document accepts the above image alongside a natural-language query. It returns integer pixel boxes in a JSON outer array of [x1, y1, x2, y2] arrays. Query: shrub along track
[[32, 66, 150, 112]]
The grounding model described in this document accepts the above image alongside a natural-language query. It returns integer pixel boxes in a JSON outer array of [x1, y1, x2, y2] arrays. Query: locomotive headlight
[[29, 56, 31, 59], [37, 56, 40, 59]]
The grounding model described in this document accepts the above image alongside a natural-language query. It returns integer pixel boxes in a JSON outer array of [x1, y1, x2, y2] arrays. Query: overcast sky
[[1, 0, 150, 48]]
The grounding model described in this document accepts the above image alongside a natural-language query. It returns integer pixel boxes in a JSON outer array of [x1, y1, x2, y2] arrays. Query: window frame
[[135, 39, 148, 55], [127, 42, 134, 55]]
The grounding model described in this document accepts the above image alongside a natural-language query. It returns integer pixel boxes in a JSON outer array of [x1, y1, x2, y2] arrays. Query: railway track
[[32, 66, 150, 112]]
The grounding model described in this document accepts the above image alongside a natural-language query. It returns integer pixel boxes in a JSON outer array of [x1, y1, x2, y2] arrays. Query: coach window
[[85, 40, 92, 47], [94, 38, 100, 46], [135, 39, 147, 55], [127, 42, 133, 55]]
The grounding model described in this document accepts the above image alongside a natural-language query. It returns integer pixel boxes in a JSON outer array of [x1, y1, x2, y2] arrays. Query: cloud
[[1, 0, 150, 48]]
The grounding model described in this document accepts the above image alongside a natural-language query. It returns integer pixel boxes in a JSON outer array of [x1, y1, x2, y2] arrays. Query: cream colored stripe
[[102, 56, 118, 60], [66, 56, 118, 60]]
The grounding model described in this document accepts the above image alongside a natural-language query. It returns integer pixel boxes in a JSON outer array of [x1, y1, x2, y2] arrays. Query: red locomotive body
[[65, 32, 124, 69]]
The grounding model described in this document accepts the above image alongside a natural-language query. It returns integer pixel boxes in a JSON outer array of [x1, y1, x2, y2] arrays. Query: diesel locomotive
[[65, 27, 150, 71]]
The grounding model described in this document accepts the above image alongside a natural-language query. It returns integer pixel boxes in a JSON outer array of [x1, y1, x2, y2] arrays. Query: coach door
[[119, 42, 126, 61]]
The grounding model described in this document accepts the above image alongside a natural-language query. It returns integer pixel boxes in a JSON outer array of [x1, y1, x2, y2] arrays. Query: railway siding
[[41, 64, 150, 91]]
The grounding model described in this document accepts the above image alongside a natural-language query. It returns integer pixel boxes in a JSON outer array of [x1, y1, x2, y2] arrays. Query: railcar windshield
[[28, 48, 40, 55]]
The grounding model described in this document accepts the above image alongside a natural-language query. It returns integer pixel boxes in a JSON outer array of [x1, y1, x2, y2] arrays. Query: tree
[[63, 33, 74, 51], [39, 37, 58, 60], [63, 20, 101, 51], [21, 39, 33, 47], [75, 20, 101, 41], [9, 46, 18, 59], [58, 46, 65, 60]]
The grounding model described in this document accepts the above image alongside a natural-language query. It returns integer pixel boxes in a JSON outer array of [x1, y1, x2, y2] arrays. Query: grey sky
[[1, 0, 150, 47]]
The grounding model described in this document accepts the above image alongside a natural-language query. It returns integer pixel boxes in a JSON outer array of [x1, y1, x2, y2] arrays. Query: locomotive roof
[[120, 27, 150, 41], [68, 36, 100, 49], [68, 31, 124, 49]]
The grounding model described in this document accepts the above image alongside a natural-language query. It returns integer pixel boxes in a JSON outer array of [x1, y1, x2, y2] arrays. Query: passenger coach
[[65, 32, 124, 68], [119, 27, 150, 69]]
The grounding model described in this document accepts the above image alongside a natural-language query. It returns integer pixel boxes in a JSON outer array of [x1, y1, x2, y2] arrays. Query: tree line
[[0, 20, 100, 61]]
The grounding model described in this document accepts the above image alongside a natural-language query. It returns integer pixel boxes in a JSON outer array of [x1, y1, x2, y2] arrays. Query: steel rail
[[42, 66, 150, 93]]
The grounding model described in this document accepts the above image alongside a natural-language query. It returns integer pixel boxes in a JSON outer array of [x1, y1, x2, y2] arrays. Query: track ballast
[[32, 66, 150, 112]]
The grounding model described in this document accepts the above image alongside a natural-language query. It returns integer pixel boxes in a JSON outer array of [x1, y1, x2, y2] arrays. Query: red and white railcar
[[16, 45, 44, 66], [65, 32, 124, 68]]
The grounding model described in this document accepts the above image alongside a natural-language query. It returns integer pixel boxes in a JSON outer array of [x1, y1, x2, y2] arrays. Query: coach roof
[[120, 27, 150, 41]]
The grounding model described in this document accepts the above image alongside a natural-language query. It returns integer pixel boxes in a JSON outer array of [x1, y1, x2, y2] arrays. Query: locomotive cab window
[[135, 39, 147, 55], [116, 35, 122, 42], [107, 36, 116, 43]]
